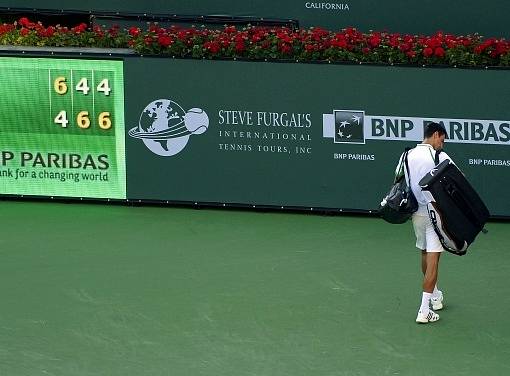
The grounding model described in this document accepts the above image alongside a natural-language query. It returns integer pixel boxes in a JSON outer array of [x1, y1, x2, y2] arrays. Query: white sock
[[432, 285, 442, 298], [420, 292, 432, 314]]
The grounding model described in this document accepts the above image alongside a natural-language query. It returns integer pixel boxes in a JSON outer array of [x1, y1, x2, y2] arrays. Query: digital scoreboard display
[[0, 57, 126, 199]]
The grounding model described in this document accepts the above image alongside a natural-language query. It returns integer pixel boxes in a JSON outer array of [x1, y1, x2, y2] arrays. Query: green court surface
[[1, 200, 509, 376]]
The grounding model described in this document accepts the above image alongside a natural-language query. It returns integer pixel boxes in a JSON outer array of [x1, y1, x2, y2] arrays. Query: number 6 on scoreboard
[[98, 112, 112, 130], [77, 111, 90, 129], [54, 77, 68, 95]]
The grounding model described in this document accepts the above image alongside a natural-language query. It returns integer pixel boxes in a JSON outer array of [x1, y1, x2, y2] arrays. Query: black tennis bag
[[419, 159, 489, 256], [378, 148, 418, 224]]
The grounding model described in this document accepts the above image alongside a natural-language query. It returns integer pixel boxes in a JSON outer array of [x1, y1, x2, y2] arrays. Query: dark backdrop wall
[[123, 57, 510, 216], [1, 1, 509, 37]]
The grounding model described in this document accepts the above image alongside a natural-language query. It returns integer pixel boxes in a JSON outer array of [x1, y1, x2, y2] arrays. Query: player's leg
[[414, 215, 442, 323], [416, 251, 441, 323], [423, 252, 441, 293], [421, 250, 444, 310]]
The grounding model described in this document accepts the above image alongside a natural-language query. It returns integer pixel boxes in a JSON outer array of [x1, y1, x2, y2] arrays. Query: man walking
[[406, 122, 452, 323]]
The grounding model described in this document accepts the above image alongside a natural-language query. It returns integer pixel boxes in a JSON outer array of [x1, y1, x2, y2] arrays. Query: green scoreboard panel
[[0, 57, 126, 199]]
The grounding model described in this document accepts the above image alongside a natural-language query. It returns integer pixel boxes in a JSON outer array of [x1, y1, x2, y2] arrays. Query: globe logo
[[128, 99, 209, 156]]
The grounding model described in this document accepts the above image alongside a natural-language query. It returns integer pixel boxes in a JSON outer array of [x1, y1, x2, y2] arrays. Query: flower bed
[[1, 17, 510, 67]]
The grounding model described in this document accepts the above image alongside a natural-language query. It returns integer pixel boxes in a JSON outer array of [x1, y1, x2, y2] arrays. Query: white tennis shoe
[[430, 292, 444, 311], [416, 309, 440, 324]]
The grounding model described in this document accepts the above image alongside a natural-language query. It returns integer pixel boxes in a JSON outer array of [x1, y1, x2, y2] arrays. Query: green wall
[[123, 57, 510, 216], [2, 0, 510, 37]]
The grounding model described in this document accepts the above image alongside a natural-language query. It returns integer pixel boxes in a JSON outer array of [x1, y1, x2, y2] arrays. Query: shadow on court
[[1, 201, 509, 376]]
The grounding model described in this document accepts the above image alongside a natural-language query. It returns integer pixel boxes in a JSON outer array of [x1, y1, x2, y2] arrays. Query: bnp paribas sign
[[323, 109, 510, 145]]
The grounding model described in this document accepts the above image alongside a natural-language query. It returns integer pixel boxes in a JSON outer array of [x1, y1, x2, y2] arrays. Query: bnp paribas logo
[[128, 99, 209, 156], [323, 110, 365, 144]]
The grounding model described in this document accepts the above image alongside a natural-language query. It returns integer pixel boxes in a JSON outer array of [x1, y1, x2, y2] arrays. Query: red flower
[[236, 42, 246, 52], [368, 34, 381, 47], [311, 27, 329, 41], [425, 36, 442, 49], [343, 27, 359, 40], [18, 17, 31, 27], [72, 23, 88, 34], [220, 37, 230, 48], [177, 30, 188, 40], [78, 23, 88, 32], [46, 26, 55, 37], [158, 35, 173, 47], [210, 42, 221, 54], [311, 28, 328, 42], [280, 43, 292, 54], [224, 26, 236, 34], [37, 25, 53, 38], [403, 35, 415, 43], [20, 28, 30, 36], [434, 47, 445, 57], [204, 41, 220, 54], [149, 24, 161, 33], [423, 47, 434, 57], [276, 31, 293, 44], [496, 41, 510, 55], [0, 24, 15, 36], [93, 26, 104, 38], [331, 37, 348, 49], [388, 35, 400, 48], [399, 43, 411, 52], [128, 27, 140, 37], [108, 25, 119, 37], [406, 50, 417, 58], [234, 34, 245, 44]]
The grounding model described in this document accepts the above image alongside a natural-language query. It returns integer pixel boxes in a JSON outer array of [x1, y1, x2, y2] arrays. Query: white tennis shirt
[[399, 143, 452, 216]]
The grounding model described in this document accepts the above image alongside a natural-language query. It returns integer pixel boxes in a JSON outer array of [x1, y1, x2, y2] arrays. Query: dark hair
[[424, 121, 447, 138]]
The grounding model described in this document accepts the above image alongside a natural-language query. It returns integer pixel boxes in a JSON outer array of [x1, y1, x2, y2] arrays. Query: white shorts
[[412, 214, 444, 253]]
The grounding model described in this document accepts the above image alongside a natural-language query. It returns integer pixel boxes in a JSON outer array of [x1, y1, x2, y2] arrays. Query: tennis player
[[405, 122, 452, 324]]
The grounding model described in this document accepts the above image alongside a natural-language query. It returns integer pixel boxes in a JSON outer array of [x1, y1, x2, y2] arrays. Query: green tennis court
[[1, 200, 509, 375]]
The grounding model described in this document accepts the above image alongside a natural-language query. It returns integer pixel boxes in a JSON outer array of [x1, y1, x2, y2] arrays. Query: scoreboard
[[0, 57, 126, 199]]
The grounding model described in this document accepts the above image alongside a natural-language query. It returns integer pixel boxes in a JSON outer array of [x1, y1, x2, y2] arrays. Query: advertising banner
[[0, 57, 126, 199], [123, 57, 510, 216]]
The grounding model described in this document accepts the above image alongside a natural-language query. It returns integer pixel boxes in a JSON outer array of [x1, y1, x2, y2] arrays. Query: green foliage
[[2, 18, 510, 68]]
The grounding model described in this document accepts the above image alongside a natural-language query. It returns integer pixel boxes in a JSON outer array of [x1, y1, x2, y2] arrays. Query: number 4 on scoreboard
[[97, 78, 111, 96], [54, 110, 69, 128], [75, 78, 90, 95], [75, 78, 111, 96]]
